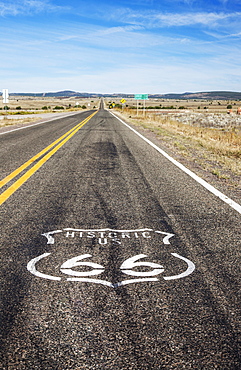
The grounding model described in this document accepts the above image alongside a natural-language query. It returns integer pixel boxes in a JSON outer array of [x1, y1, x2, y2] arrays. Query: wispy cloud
[[3, 57, 241, 94], [53, 22, 191, 50], [153, 12, 236, 27], [0, 2, 18, 16], [204, 30, 241, 40], [107, 7, 241, 30], [0, 0, 69, 17], [1, 1, 241, 93], [94, 25, 143, 36]]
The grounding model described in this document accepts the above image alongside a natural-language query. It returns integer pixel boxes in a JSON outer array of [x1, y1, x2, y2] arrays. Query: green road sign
[[134, 94, 148, 100]]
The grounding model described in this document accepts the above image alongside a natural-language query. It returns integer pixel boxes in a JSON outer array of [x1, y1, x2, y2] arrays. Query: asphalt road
[[0, 102, 240, 369]]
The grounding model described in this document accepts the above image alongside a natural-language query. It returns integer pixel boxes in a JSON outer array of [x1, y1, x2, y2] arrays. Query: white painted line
[[60, 254, 105, 277], [27, 253, 61, 281], [110, 111, 241, 215], [120, 254, 164, 276], [155, 230, 174, 244], [27, 251, 196, 286], [113, 278, 159, 288], [66, 277, 114, 288], [0, 111, 82, 136], [63, 227, 154, 232], [41, 230, 63, 244], [163, 253, 195, 280], [42, 228, 174, 245]]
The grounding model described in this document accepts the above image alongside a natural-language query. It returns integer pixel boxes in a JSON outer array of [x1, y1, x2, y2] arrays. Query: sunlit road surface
[[0, 102, 240, 369]]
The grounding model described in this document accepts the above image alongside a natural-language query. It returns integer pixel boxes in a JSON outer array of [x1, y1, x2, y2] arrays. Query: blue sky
[[0, 0, 241, 93]]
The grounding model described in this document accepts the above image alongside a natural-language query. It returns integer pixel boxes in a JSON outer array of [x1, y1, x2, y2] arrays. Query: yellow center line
[[0, 111, 97, 206], [0, 111, 96, 188]]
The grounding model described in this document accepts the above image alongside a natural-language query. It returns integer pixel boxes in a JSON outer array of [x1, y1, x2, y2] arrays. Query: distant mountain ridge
[[154, 91, 241, 100], [8, 90, 241, 100]]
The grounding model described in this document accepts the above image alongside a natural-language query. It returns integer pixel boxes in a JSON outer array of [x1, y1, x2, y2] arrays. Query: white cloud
[[38, 21, 181, 50], [3, 59, 241, 94], [154, 12, 233, 27], [0, 3, 18, 16], [95, 25, 143, 36], [0, 0, 69, 16], [204, 29, 241, 40], [109, 7, 241, 30], [1, 2, 241, 93]]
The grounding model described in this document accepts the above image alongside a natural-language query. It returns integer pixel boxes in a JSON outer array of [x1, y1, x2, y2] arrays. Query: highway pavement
[[0, 102, 240, 369]]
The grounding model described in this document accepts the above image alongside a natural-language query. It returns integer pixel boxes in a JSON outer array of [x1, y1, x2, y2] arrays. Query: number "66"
[[27, 253, 195, 288]]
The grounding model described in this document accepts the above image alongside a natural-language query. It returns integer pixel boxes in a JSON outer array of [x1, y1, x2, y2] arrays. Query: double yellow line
[[0, 111, 97, 206]]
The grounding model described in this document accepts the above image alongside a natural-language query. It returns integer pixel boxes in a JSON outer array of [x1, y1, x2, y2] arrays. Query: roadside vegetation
[[0, 97, 99, 129], [0, 116, 38, 128], [114, 107, 241, 188], [0, 96, 99, 113]]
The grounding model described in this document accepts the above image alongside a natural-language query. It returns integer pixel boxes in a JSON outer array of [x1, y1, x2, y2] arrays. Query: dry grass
[[0, 97, 99, 111], [116, 108, 241, 184], [148, 116, 241, 159], [0, 96, 100, 128], [107, 97, 241, 114], [0, 117, 39, 128]]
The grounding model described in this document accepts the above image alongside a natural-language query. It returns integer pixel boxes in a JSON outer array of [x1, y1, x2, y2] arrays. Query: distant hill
[[10, 90, 99, 98], [7, 90, 241, 100], [150, 91, 241, 100]]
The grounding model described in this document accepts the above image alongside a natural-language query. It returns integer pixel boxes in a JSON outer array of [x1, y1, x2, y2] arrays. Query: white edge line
[[110, 111, 241, 215], [0, 111, 83, 136]]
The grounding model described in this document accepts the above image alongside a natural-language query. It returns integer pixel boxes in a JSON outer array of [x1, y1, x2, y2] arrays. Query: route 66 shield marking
[[27, 228, 195, 288]]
